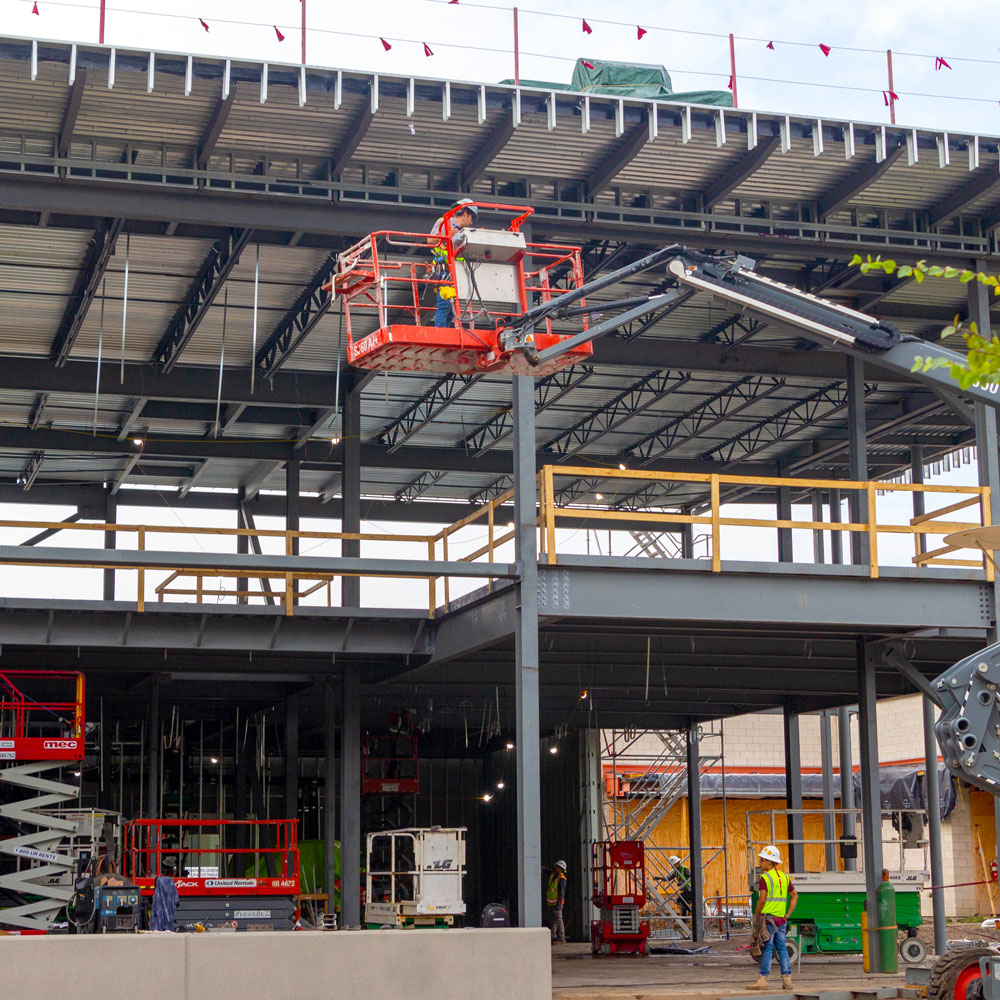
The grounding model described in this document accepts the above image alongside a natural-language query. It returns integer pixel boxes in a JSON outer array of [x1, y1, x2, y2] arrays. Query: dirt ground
[[550, 919, 1000, 1000], [551, 942, 906, 1000]]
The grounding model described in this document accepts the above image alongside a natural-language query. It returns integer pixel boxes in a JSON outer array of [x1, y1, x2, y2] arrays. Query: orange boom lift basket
[[327, 203, 593, 376]]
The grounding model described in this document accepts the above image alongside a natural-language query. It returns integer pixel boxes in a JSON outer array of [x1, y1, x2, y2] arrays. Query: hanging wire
[[120, 231, 129, 384], [251, 240, 260, 395], [214, 284, 228, 437], [93, 277, 105, 435]]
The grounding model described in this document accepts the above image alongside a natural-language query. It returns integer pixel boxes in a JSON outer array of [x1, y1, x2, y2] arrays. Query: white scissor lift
[[365, 827, 466, 929], [0, 671, 86, 931]]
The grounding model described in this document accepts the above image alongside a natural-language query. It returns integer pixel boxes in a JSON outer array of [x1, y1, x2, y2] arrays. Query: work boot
[[745, 976, 770, 991], [782, 975, 793, 990]]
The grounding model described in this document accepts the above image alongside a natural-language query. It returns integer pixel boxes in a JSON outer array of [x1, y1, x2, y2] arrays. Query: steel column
[[103, 487, 116, 601], [342, 387, 361, 608], [975, 402, 1000, 630], [324, 679, 337, 921], [911, 444, 926, 556], [681, 522, 694, 559], [783, 705, 804, 872], [921, 695, 946, 955], [838, 705, 857, 871], [284, 693, 299, 825], [820, 711, 837, 871], [579, 728, 601, 930], [829, 488, 843, 565], [812, 495, 825, 565], [340, 664, 361, 929], [512, 373, 541, 928], [857, 639, 884, 973], [286, 458, 300, 604], [686, 722, 704, 942], [846, 358, 869, 566], [777, 480, 793, 562], [147, 678, 159, 819], [236, 490, 248, 604]]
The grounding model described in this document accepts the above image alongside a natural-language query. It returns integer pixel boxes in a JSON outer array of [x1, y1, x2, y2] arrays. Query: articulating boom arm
[[502, 248, 1000, 410], [933, 641, 1000, 793]]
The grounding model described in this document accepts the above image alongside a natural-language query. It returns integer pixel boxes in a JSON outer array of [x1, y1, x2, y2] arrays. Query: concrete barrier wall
[[2, 928, 551, 1000]]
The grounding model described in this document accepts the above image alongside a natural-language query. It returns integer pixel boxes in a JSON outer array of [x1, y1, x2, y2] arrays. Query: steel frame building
[[2, 35, 1000, 954]]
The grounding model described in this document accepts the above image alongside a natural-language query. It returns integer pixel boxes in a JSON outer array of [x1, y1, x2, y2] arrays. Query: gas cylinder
[[877, 873, 898, 974]]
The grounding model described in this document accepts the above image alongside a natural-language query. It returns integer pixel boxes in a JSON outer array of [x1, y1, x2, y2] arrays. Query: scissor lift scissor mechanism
[[0, 671, 85, 931]]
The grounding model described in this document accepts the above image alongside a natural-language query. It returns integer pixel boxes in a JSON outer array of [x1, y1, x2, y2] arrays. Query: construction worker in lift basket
[[746, 845, 798, 991], [545, 859, 568, 944], [429, 198, 478, 328]]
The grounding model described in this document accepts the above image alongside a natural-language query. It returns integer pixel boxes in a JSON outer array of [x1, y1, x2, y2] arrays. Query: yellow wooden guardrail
[[530, 466, 993, 580]]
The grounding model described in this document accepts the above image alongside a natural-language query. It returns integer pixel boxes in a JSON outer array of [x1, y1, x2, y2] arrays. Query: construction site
[[5, 17, 1000, 1000]]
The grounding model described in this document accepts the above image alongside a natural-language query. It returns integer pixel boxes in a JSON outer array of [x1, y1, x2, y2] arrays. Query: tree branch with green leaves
[[850, 254, 1000, 391]]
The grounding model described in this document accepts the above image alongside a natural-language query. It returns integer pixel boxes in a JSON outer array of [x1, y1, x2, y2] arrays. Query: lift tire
[[785, 938, 800, 966], [927, 946, 992, 1000], [900, 938, 928, 965]]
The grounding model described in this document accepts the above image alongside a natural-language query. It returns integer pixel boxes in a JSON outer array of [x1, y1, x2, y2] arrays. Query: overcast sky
[[9, 0, 1000, 132]]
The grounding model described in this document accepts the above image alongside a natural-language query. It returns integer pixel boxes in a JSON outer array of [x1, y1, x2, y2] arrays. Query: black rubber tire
[[927, 946, 992, 1000], [785, 938, 800, 965]]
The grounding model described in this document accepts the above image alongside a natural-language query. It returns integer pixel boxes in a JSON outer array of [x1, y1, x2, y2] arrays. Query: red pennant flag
[[882, 90, 899, 106], [274, 25, 285, 41], [766, 41, 774, 50], [199, 17, 209, 31], [819, 43, 831, 56], [727, 75, 734, 91], [582, 19, 592, 34], [637, 26, 647, 40], [31, 1, 38, 12], [582, 61, 595, 69], [380, 37, 392, 51], [935, 56, 952, 71], [449, 0, 459, 3], [423, 42, 433, 57]]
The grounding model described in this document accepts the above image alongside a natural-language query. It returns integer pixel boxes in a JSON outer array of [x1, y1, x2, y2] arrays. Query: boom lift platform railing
[[331, 202, 593, 376], [0, 670, 85, 931]]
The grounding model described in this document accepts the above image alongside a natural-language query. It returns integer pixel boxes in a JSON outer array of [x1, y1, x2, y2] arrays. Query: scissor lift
[[330, 202, 593, 376], [0, 670, 85, 931], [592, 840, 650, 956]]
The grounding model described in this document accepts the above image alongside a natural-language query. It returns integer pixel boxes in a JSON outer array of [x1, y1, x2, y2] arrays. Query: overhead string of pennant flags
[[14, 0, 998, 123]]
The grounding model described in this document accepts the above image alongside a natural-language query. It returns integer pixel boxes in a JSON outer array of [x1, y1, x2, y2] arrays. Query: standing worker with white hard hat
[[747, 845, 798, 991], [544, 859, 568, 943], [428, 198, 479, 328]]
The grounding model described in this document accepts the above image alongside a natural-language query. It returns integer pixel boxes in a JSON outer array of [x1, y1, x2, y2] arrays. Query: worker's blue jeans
[[759, 919, 791, 976], [434, 292, 454, 328]]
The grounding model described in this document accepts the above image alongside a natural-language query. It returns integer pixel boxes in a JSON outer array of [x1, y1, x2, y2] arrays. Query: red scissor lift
[[331, 202, 593, 376], [0, 671, 86, 931], [591, 840, 650, 956], [122, 818, 300, 930]]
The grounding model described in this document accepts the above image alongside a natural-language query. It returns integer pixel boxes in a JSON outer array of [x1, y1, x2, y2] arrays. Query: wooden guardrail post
[[710, 474, 721, 573], [137, 527, 145, 612]]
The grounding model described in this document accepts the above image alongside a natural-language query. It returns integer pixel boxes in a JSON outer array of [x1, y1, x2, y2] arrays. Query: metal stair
[[604, 727, 723, 938]]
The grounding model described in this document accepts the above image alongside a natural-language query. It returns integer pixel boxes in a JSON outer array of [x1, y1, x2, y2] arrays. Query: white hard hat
[[555, 860, 567, 871], [668, 856, 681, 864], [759, 845, 782, 864]]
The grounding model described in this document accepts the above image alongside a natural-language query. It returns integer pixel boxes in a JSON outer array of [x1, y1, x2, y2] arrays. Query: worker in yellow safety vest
[[429, 199, 478, 328], [746, 845, 798, 991], [544, 860, 568, 943]]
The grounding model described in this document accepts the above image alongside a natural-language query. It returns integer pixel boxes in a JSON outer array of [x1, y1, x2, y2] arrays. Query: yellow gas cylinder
[[861, 906, 870, 973]]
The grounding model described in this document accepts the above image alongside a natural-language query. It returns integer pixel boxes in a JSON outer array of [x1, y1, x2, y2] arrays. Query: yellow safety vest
[[761, 868, 790, 918], [546, 871, 565, 906]]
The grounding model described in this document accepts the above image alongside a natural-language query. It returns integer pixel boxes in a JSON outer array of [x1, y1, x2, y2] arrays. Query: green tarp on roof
[[501, 58, 732, 107]]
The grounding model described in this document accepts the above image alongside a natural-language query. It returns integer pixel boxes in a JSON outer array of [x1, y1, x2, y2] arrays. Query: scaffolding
[[602, 725, 727, 939]]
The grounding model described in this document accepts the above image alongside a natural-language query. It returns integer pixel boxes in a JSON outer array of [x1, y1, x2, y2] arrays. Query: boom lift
[[334, 204, 1000, 412]]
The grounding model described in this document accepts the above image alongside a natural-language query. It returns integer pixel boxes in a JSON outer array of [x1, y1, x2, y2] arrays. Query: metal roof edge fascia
[[0, 33, 995, 151]]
